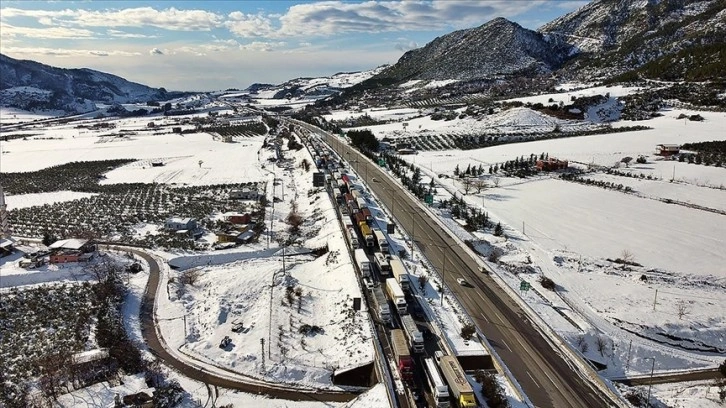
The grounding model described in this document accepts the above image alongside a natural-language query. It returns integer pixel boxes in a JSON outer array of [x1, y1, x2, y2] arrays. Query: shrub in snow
[[460, 323, 476, 340], [474, 370, 510, 408], [539, 275, 556, 291]]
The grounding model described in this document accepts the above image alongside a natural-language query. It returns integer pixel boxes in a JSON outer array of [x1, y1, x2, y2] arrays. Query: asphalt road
[[315, 133, 623, 408], [127, 247, 359, 403]]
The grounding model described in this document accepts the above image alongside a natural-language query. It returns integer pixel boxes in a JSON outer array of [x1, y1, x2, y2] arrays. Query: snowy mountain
[[0, 53, 171, 113], [540, 0, 726, 80], [374, 18, 574, 83]]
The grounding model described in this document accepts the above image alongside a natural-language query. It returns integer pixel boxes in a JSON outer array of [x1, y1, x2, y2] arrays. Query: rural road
[[125, 247, 359, 403], [309, 127, 624, 408]]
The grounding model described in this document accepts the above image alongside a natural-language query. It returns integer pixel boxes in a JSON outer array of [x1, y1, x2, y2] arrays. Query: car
[[457, 277, 468, 286], [362, 277, 374, 290], [372, 177, 378, 182]]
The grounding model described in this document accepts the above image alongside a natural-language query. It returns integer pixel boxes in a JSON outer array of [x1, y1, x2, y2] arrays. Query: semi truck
[[390, 329, 414, 382], [354, 248, 370, 278], [389, 255, 410, 293], [438, 355, 476, 408], [374, 252, 391, 276], [400, 314, 425, 353], [359, 223, 375, 247], [385, 278, 407, 315], [372, 229, 389, 253], [372, 287, 391, 324], [346, 227, 359, 249]]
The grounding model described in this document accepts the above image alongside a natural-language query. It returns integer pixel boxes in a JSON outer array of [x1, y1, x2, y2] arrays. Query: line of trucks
[[313, 142, 477, 408]]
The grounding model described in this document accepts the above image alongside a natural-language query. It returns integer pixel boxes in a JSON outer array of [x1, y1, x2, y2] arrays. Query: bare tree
[[418, 274, 428, 291], [474, 180, 487, 194], [675, 300, 691, 319], [595, 335, 609, 357], [462, 178, 473, 194], [621, 156, 633, 167], [180, 268, 201, 285], [620, 249, 635, 265], [491, 177, 501, 187], [286, 204, 304, 234]]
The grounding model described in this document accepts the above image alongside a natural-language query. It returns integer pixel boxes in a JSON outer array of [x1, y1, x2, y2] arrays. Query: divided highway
[[312, 130, 624, 408]]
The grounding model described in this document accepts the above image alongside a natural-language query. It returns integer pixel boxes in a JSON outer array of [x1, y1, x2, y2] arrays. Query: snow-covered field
[[2, 83, 725, 407]]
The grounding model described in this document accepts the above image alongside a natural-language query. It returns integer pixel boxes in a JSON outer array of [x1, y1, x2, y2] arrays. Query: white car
[[457, 277, 468, 286], [363, 277, 374, 290]]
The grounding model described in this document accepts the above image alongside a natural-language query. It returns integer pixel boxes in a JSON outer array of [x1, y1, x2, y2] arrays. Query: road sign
[[424, 194, 433, 205], [519, 281, 531, 292], [378, 159, 386, 167]]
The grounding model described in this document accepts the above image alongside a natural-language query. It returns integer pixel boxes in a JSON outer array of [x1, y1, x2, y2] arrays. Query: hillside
[[0, 53, 170, 113], [373, 18, 574, 83]]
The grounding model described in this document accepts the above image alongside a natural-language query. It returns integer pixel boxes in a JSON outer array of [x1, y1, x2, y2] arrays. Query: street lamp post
[[440, 248, 448, 306]]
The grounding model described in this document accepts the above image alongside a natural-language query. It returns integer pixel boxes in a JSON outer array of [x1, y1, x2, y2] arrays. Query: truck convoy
[[391, 329, 414, 383], [385, 278, 407, 315], [438, 355, 476, 408], [372, 287, 391, 325], [400, 314, 425, 353], [354, 248, 370, 278], [389, 255, 410, 293]]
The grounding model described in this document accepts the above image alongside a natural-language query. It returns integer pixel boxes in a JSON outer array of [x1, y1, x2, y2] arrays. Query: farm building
[[536, 158, 569, 171], [656, 144, 680, 156], [227, 213, 251, 224], [48, 238, 96, 264], [165, 217, 198, 231]]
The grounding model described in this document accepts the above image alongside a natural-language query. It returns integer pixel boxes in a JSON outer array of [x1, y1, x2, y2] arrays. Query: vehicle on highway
[[362, 276, 374, 290], [372, 177, 378, 182], [456, 278, 468, 286]]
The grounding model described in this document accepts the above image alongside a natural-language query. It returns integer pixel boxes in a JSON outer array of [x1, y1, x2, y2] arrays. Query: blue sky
[[0, 1, 587, 91]]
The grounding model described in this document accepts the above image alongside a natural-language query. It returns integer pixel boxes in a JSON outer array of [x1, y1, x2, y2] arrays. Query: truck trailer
[[400, 314, 425, 353], [390, 329, 414, 382], [354, 248, 370, 278], [438, 355, 476, 408], [385, 278, 407, 315], [372, 287, 391, 324], [389, 255, 410, 293]]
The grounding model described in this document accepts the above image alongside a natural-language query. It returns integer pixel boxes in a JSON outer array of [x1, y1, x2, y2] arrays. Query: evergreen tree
[[489, 165, 493, 174], [454, 164, 460, 176], [494, 222, 504, 237]]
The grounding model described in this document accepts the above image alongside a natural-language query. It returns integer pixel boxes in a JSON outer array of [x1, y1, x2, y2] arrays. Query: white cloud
[[239, 41, 287, 52], [1, 7, 222, 31], [2, 46, 141, 57], [107, 29, 158, 39], [149, 48, 164, 55], [225, 12, 275, 37], [394, 39, 418, 51], [272, 0, 546, 38], [0, 23, 96, 40]]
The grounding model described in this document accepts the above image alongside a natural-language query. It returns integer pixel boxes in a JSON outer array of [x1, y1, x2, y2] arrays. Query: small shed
[[656, 144, 680, 156]]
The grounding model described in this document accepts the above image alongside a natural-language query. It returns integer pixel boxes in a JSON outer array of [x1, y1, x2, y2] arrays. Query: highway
[[313, 130, 624, 408], [127, 247, 359, 403]]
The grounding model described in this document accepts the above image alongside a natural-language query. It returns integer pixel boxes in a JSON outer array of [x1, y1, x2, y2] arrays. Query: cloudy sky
[[0, 1, 586, 91]]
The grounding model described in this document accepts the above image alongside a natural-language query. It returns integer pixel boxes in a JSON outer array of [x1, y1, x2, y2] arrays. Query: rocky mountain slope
[[540, 0, 726, 80], [0, 53, 169, 113], [358, 0, 725, 91], [375, 18, 575, 83]]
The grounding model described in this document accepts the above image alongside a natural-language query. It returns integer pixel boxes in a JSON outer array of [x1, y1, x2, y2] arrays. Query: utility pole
[[653, 288, 658, 311], [646, 357, 656, 405], [440, 247, 448, 306], [410, 211, 416, 260]]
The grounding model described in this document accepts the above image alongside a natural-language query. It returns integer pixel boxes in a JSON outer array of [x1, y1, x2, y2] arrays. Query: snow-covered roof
[[48, 238, 89, 250]]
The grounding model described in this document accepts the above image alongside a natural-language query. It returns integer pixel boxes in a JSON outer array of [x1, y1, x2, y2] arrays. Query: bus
[[423, 357, 450, 408], [374, 252, 391, 276]]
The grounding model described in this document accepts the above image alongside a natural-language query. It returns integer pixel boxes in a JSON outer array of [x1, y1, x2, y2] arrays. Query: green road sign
[[520, 281, 531, 291], [378, 159, 386, 167], [424, 194, 433, 205]]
